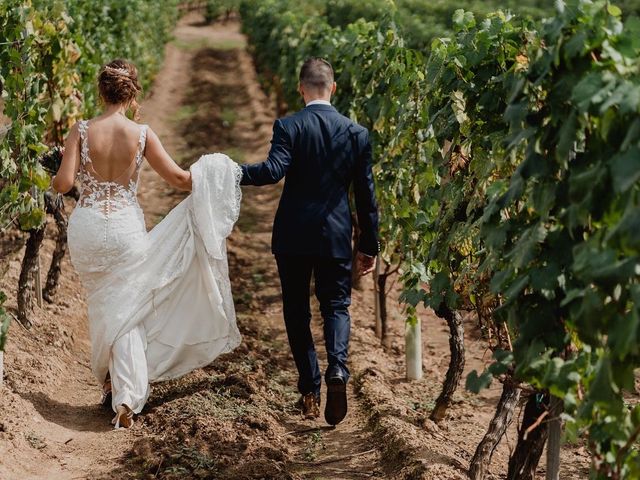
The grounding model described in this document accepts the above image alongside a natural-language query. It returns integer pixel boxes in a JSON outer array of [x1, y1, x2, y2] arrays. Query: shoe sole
[[325, 380, 347, 426]]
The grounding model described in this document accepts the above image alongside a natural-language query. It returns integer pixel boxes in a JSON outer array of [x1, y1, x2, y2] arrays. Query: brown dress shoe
[[298, 393, 320, 419], [325, 374, 347, 426]]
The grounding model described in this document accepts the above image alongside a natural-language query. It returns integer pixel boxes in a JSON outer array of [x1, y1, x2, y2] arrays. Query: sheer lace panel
[[77, 120, 148, 214]]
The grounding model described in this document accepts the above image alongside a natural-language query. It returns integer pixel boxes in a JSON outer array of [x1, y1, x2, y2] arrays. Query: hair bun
[[98, 59, 142, 118]]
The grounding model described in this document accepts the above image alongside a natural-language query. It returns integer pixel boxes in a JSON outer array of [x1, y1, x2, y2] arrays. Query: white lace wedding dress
[[67, 120, 242, 415]]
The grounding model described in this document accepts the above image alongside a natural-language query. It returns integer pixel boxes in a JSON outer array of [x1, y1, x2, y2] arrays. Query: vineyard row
[[238, 0, 640, 477]]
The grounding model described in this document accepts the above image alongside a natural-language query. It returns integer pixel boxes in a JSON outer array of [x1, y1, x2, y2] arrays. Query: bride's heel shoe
[[112, 404, 134, 429]]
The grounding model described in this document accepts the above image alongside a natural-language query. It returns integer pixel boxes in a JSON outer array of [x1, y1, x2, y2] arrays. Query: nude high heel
[[112, 404, 134, 429]]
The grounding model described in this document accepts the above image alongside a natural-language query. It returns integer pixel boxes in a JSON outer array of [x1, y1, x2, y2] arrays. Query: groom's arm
[[240, 119, 292, 186], [353, 128, 380, 257]]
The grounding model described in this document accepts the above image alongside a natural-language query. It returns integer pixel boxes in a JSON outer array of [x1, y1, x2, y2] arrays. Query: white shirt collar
[[306, 99, 332, 107]]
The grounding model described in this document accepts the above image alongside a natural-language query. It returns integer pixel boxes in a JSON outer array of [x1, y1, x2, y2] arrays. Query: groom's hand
[[357, 252, 376, 276]]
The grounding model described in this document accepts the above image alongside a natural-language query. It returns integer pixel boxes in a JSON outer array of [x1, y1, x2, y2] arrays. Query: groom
[[240, 57, 379, 425]]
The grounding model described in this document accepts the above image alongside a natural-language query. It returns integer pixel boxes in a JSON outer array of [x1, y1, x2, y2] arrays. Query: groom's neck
[[304, 96, 331, 104], [302, 90, 332, 105]]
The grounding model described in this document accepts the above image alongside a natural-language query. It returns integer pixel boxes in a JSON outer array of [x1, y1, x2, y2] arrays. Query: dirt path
[[130, 14, 386, 480]]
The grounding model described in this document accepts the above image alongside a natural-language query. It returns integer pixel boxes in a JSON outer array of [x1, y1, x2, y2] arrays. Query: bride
[[51, 59, 242, 428]]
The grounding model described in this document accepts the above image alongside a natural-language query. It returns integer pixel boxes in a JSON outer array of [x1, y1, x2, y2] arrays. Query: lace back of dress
[[77, 120, 147, 215]]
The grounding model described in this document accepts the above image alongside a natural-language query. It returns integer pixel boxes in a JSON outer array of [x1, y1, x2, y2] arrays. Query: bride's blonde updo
[[98, 59, 142, 119]]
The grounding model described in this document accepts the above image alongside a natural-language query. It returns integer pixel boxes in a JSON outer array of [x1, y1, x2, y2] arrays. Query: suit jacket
[[240, 103, 379, 259]]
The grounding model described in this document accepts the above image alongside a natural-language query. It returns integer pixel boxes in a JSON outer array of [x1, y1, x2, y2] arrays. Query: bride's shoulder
[[126, 118, 151, 132], [114, 118, 150, 137], [64, 120, 84, 141], [69, 118, 87, 129]]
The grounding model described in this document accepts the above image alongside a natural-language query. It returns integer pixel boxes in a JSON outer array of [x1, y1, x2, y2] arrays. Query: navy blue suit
[[240, 103, 379, 395]]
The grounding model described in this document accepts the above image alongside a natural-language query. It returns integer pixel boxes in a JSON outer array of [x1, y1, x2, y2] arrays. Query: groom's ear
[[331, 82, 337, 96]]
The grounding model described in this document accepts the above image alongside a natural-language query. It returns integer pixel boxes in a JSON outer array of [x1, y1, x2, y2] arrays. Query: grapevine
[[239, 0, 640, 476]]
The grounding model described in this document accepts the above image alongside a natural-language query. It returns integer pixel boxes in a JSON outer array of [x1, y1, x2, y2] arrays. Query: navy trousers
[[275, 254, 352, 396]]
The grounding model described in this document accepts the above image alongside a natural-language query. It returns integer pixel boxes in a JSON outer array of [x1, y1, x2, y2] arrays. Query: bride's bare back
[[72, 117, 146, 215], [84, 115, 144, 181], [53, 111, 192, 196]]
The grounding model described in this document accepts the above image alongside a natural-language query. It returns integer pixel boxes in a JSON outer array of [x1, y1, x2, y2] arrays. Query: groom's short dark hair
[[299, 57, 334, 91]]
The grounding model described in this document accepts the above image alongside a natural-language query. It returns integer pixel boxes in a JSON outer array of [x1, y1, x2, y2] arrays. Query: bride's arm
[[145, 128, 192, 191], [52, 123, 81, 194]]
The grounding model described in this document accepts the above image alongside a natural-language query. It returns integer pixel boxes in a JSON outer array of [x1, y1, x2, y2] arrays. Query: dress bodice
[[76, 120, 148, 215]]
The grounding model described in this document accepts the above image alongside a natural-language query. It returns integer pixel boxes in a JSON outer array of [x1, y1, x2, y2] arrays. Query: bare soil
[[0, 13, 591, 480]]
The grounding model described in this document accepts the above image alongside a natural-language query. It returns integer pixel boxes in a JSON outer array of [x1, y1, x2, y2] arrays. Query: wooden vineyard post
[[405, 318, 422, 380], [0, 350, 3, 387], [374, 256, 382, 339], [546, 396, 562, 480]]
